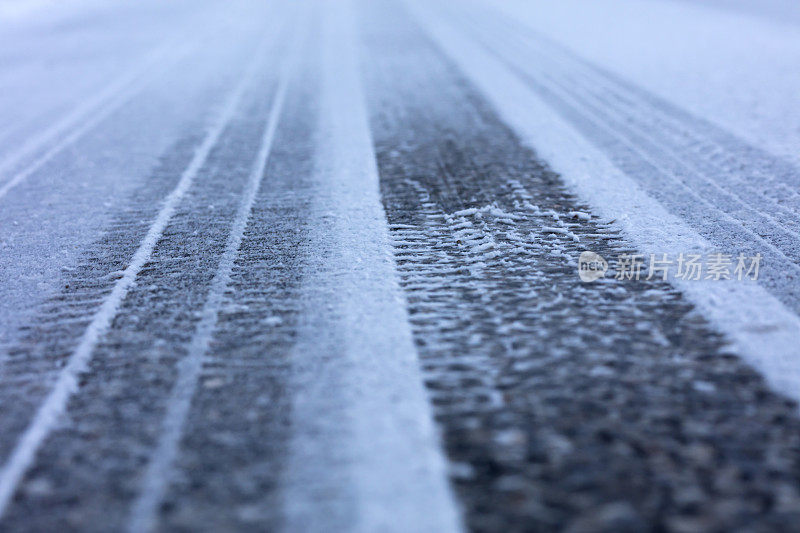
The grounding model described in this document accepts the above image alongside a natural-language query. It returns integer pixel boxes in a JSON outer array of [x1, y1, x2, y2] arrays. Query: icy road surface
[[1, 0, 800, 531]]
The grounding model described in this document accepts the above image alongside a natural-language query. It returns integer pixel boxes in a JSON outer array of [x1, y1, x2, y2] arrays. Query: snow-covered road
[[1, 0, 799, 531]]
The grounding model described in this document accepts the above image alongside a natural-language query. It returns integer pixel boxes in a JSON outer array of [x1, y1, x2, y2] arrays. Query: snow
[[0, 0, 271, 351], [2, 0, 800, 524], [407, 0, 800, 404], [481, 0, 800, 167], [569, 211, 591, 221], [127, 14, 297, 532], [0, 22, 274, 518], [277, 2, 461, 531], [0, 0, 101, 21]]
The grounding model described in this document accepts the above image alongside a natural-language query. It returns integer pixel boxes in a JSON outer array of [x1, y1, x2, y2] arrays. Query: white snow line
[[482, 18, 800, 244], [455, 3, 800, 267], [278, 1, 462, 532], [515, 32, 800, 225], [125, 17, 300, 533], [407, 0, 800, 403], [0, 31, 276, 520], [449, 3, 800, 254], [0, 37, 194, 202]]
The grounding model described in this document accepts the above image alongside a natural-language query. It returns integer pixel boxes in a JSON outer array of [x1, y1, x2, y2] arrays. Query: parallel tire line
[[403, 0, 800, 403], [0, 36, 197, 202], [474, 6, 800, 231], [441, 4, 800, 290], [452, 2, 800, 244], [150, 56, 317, 532], [0, 29, 277, 519], [125, 14, 301, 533], [556, 62, 800, 215], [0, 0, 269, 200], [522, 46, 800, 248], [462, 0, 800, 207], [368, 3, 800, 529], [277, 1, 462, 530]]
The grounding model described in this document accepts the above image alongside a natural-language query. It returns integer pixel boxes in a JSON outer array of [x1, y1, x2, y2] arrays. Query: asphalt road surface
[[1, 0, 800, 531]]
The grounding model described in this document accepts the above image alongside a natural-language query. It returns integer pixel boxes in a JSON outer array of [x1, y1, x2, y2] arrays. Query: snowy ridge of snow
[[277, 1, 462, 531]]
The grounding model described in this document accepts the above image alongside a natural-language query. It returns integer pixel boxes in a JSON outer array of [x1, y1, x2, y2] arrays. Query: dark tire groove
[[157, 52, 319, 533], [362, 1, 800, 531], [0, 59, 282, 531]]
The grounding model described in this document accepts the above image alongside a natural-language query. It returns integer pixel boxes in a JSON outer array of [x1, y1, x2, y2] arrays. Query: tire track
[[362, 1, 800, 530], [454, 4, 800, 236], [0, 1, 275, 202], [154, 33, 317, 533], [0, 16, 287, 523], [0, 17, 214, 202], [432, 0, 800, 314], [126, 15, 301, 532], [457, 1, 800, 205], [0, 42, 183, 198], [0, 132, 201, 402], [277, 2, 461, 530], [468, 3, 800, 211]]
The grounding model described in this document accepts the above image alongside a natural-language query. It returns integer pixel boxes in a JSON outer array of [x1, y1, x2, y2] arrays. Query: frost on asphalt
[[1, 0, 800, 532]]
